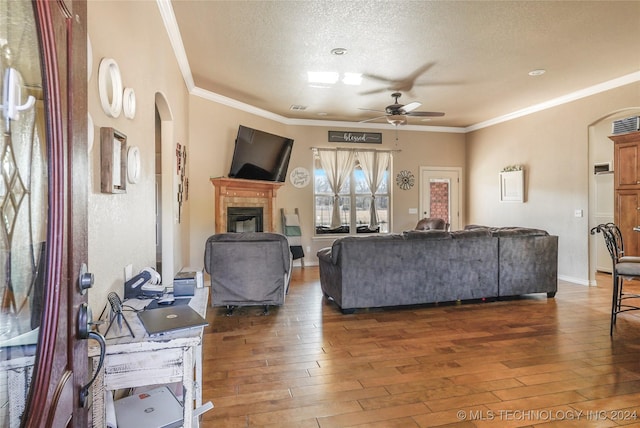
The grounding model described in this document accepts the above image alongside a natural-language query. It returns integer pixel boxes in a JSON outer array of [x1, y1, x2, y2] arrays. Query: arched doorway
[[154, 93, 176, 287]]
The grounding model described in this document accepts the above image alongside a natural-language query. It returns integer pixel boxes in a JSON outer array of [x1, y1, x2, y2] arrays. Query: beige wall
[[186, 97, 466, 267], [466, 81, 640, 284], [87, 1, 189, 310]]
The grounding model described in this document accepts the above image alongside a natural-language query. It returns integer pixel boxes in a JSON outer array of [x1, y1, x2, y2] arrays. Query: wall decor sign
[[499, 169, 524, 202], [289, 167, 310, 188], [176, 143, 188, 222], [328, 131, 382, 144]]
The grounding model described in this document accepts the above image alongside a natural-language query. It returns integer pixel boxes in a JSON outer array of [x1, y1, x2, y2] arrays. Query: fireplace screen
[[227, 207, 263, 232]]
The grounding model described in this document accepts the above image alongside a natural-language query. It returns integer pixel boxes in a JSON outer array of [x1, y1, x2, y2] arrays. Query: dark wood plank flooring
[[201, 268, 640, 427]]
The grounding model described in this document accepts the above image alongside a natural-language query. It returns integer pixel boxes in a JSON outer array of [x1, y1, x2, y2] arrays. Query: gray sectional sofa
[[317, 226, 558, 313]]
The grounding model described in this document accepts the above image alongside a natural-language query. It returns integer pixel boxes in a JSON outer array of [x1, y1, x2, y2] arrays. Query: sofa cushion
[[331, 234, 405, 264], [464, 225, 549, 237], [317, 247, 332, 264], [403, 230, 452, 240], [450, 229, 492, 239], [490, 227, 549, 237]]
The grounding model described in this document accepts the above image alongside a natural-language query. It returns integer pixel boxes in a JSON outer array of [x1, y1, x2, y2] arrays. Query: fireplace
[[210, 177, 284, 233], [227, 207, 263, 232]]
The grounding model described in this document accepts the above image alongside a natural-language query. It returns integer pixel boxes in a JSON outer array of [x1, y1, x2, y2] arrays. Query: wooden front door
[[0, 1, 91, 426]]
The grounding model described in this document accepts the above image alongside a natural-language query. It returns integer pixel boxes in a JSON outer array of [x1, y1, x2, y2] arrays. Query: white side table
[[89, 287, 209, 427]]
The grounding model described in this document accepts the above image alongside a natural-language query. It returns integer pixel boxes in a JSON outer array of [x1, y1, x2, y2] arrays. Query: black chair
[[591, 223, 640, 335]]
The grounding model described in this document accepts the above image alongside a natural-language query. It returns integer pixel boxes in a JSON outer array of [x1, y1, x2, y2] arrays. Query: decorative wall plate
[[396, 170, 415, 190], [289, 167, 310, 188], [98, 58, 123, 118], [123, 87, 136, 119], [87, 113, 94, 153], [127, 145, 141, 184], [87, 35, 93, 82]]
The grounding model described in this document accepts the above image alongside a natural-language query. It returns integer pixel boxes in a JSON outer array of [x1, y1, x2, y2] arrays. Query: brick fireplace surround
[[210, 177, 283, 233]]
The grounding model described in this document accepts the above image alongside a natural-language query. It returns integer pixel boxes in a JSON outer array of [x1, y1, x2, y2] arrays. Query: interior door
[[420, 167, 461, 231], [0, 1, 91, 427]]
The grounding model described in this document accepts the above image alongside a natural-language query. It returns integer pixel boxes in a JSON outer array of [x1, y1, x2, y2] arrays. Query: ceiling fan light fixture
[[386, 115, 407, 126]]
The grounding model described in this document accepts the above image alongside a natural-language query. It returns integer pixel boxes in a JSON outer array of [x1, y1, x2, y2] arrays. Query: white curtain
[[317, 149, 355, 229], [357, 151, 391, 229]]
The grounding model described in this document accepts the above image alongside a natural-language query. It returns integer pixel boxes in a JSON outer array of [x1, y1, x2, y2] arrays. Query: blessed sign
[[328, 131, 382, 144]]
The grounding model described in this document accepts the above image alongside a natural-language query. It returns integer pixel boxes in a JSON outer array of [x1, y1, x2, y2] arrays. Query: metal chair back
[[591, 223, 624, 263]]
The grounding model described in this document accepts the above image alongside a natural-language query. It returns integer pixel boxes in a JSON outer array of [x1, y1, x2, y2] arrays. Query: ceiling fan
[[360, 62, 436, 96], [360, 92, 445, 126]]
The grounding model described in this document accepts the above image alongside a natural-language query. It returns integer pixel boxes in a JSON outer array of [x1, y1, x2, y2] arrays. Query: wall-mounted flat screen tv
[[228, 125, 294, 182]]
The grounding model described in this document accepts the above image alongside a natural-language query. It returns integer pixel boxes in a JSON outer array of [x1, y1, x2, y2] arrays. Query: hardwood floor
[[201, 268, 640, 427]]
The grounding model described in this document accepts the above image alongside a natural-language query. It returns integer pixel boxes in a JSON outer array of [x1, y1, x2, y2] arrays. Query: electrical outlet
[[574, 209, 583, 218]]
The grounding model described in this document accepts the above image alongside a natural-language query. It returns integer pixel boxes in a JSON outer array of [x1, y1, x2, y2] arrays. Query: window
[[314, 149, 391, 235]]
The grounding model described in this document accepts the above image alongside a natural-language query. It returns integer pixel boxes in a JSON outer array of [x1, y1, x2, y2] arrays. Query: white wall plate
[[98, 58, 123, 118], [87, 113, 94, 153], [87, 34, 93, 82], [127, 145, 141, 184], [123, 87, 136, 120]]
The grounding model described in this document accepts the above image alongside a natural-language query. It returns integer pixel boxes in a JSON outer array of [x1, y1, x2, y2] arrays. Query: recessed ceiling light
[[331, 48, 347, 56], [528, 69, 546, 76], [308, 71, 339, 84]]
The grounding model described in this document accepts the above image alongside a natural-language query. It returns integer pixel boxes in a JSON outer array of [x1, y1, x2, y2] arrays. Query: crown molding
[[157, 0, 194, 90], [465, 71, 640, 133]]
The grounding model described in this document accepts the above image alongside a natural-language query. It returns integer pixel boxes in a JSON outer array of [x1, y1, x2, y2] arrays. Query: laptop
[[137, 304, 208, 336], [114, 386, 183, 428]]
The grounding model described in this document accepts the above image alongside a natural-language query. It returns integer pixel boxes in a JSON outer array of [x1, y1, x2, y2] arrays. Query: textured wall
[[87, 1, 190, 310]]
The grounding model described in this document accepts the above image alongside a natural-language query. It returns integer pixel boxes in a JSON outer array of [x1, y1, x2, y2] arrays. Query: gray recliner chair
[[204, 232, 292, 314]]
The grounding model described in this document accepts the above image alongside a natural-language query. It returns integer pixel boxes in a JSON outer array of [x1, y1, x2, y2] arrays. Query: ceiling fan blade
[[358, 107, 386, 113], [361, 72, 395, 84], [359, 115, 388, 123], [358, 87, 388, 96], [402, 102, 422, 113], [406, 111, 445, 117], [402, 62, 435, 82], [363, 63, 435, 88]]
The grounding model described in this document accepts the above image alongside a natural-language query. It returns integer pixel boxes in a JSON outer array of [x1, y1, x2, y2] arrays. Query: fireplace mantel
[[210, 177, 284, 233]]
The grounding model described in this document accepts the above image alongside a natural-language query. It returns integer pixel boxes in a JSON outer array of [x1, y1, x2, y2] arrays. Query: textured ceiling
[[170, 0, 640, 129]]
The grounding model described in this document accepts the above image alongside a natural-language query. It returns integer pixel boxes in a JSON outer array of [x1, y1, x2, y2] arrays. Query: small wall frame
[[499, 169, 524, 202], [100, 127, 127, 193]]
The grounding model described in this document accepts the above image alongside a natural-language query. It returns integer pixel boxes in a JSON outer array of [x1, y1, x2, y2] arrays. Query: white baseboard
[[558, 274, 590, 286]]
